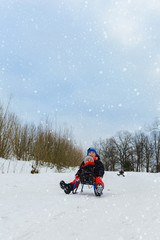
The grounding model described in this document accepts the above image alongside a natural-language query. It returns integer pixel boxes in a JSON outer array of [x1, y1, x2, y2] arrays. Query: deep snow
[[1, 159, 160, 240]]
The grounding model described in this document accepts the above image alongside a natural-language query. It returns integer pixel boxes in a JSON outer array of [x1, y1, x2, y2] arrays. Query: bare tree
[[149, 120, 160, 172], [113, 131, 134, 171], [96, 138, 118, 171], [133, 132, 145, 172], [151, 132, 160, 172], [12, 121, 35, 161], [143, 135, 153, 172], [0, 104, 16, 158]]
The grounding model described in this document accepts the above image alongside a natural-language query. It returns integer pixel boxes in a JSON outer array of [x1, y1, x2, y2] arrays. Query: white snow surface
[[1, 159, 160, 240]]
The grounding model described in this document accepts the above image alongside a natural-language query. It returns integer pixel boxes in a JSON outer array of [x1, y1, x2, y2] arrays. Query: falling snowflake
[[99, 70, 103, 75], [122, 67, 127, 72]]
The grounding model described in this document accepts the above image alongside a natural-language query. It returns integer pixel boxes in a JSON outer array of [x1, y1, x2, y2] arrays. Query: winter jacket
[[76, 154, 104, 178]]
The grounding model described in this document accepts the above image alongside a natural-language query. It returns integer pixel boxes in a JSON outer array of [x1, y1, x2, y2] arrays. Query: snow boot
[[60, 181, 73, 194], [95, 183, 103, 196], [60, 180, 66, 189]]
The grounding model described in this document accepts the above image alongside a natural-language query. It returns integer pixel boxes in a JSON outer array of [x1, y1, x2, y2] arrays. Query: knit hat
[[87, 147, 97, 156], [84, 156, 94, 164]]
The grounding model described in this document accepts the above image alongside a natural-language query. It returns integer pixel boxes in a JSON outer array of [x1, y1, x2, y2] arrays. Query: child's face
[[86, 157, 91, 162], [88, 151, 96, 158]]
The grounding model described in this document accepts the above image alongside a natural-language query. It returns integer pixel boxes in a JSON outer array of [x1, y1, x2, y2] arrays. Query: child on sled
[[60, 147, 104, 196]]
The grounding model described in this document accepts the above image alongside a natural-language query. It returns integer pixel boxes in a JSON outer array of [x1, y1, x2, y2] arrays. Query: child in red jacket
[[60, 148, 104, 196]]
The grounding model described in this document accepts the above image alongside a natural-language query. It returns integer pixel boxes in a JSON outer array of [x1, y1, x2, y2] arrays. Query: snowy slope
[[1, 163, 160, 240]]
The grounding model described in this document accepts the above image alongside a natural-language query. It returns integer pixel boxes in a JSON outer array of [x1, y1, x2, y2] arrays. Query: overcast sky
[[0, 0, 160, 148]]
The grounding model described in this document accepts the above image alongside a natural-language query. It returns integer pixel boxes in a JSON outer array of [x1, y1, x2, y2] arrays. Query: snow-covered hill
[[1, 159, 160, 240]]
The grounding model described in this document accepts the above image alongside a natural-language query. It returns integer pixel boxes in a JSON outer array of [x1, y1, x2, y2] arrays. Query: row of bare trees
[[95, 125, 160, 173], [0, 103, 83, 169], [1, 100, 160, 172]]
